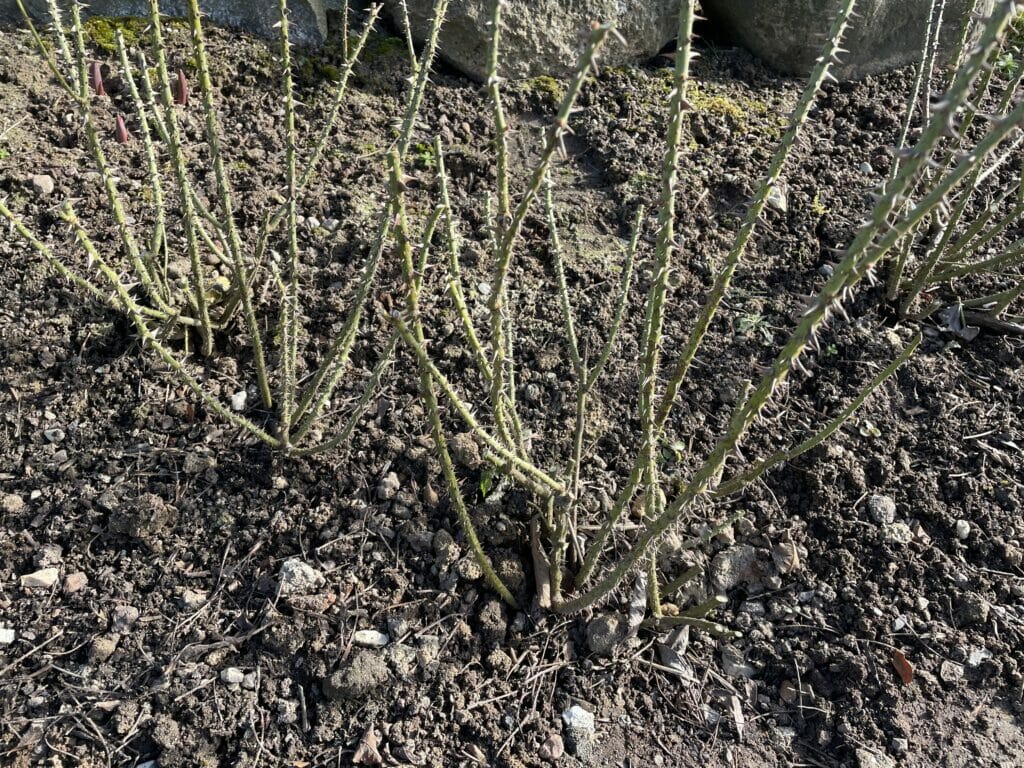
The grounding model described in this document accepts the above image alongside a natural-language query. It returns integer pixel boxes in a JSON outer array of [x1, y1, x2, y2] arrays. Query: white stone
[[220, 667, 245, 685], [230, 390, 248, 412], [0, 628, 15, 644], [955, 520, 971, 540], [562, 705, 595, 733], [353, 629, 390, 648], [20, 568, 59, 589], [277, 558, 326, 597]]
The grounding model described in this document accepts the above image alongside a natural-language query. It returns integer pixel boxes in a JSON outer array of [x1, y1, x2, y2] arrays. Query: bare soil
[[1, 8, 1023, 768]]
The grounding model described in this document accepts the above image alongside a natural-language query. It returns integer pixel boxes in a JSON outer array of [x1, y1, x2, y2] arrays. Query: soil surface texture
[[1, 8, 1023, 768]]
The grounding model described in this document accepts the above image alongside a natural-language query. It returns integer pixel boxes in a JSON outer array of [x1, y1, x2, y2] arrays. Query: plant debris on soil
[[1, 8, 1023, 768]]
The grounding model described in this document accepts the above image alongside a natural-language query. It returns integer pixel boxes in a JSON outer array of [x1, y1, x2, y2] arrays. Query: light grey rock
[[0, 628, 15, 645], [29, 174, 54, 197], [384, 0, 679, 81], [377, 471, 400, 501], [34, 544, 63, 568], [710, 544, 760, 592], [20, 567, 59, 589], [538, 733, 565, 762], [561, 705, 596, 761], [701, 0, 994, 80], [882, 521, 913, 545], [1, 493, 25, 514], [220, 666, 245, 685], [278, 558, 326, 596], [353, 629, 390, 648], [322, 650, 391, 700], [867, 494, 897, 524], [721, 644, 756, 678], [230, 390, 247, 412], [2, 0, 327, 48], [111, 604, 140, 633], [90, 634, 120, 662], [955, 519, 971, 540], [855, 748, 896, 768]]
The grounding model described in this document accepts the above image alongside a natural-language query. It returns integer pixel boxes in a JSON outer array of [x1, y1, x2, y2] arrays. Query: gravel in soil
[[1, 10, 1023, 768]]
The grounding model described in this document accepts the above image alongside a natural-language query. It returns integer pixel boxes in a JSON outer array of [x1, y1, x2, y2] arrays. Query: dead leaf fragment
[[353, 726, 382, 766], [892, 649, 914, 684]]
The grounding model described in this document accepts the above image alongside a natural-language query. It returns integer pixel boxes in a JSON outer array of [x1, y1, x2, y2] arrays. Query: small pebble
[[353, 629, 390, 648], [377, 471, 400, 500], [859, 162, 873, 174], [30, 173, 55, 196], [230, 390, 247, 412], [111, 605, 140, 633], [242, 672, 258, 690], [278, 558, 326, 596], [0, 628, 15, 645], [43, 428, 66, 444], [890, 738, 908, 757], [20, 568, 59, 589], [882, 522, 913, 545], [89, 635, 119, 662], [766, 182, 788, 213], [1, 493, 25, 514], [64, 572, 88, 593], [181, 589, 208, 610], [538, 733, 565, 762], [34, 544, 63, 568], [867, 494, 897, 525], [955, 519, 970, 540], [220, 667, 245, 685]]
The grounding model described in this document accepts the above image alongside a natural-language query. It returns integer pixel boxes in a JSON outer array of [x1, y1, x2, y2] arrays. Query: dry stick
[[0, 200, 191, 325], [922, 0, 947, 125], [899, 61, 1024, 313], [288, 0, 449, 442], [886, 0, 942, 299], [388, 151, 518, 606], [483, 0, 520, 451], [543, 182, 584, 573], [943, 194, 1024, 265], [893, 9, 1024, 306], [248, 3, 382, 293], [930, 238, 1024, 282], [133, 50, 235, 286], [543, 184, 638, 589], [573, 0, 859, 590], [392, 320, 566, 498]]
